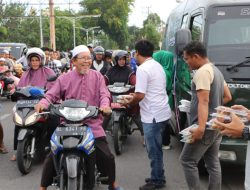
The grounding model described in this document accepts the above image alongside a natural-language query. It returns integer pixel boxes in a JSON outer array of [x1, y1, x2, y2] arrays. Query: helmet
[[115, 50, 128, 63], [26, 47, 45, 66], [93, 46, 105, 55], [105, 50, 113, 58]]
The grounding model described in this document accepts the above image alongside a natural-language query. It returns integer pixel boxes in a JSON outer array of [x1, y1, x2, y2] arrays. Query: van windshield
[[207, 6, 250, 65]]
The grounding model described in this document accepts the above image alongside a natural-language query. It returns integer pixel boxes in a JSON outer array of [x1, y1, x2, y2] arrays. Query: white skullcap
[[72, 45, 90, 58], [2, 50, 9, 54], [0, 58, 5, 62], [87, 43, 93, 48]]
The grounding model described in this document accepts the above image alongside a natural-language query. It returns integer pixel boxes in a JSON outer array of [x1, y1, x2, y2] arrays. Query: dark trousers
[[40, 136, 116, 188], [162, 122, 171, 146]]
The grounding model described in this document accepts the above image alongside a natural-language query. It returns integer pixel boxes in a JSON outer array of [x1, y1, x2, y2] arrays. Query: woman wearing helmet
[[91, 46, 111, 75], [17, 47, 56, 88], [104, 50, 144, 138], [10, 47, 56, 161], [105, 50, 135, 85]]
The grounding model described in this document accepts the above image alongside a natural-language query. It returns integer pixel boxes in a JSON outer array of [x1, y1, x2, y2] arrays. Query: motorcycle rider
[[105, 50, 114, 67], [0, 58, 19, 94], [10, 47, 56, 161], [91, 46, 111, 75], [0, 49, 14, 71], [41, 47, 61, 76], [104, 50, 144, 139], [35, 45, 123, 190], [105, 50, 135, 85]]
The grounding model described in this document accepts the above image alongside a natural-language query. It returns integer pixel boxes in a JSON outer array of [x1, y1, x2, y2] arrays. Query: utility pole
[[145, 6, 152, 17], [39, 0, 43, 47], [49, 0, 56, 50]]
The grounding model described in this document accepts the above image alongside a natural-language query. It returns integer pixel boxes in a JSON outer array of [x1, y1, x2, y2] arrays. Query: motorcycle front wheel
[[16, 137, 32, 174], [113, 121, 123, 155], [67, 177, 77, 190]]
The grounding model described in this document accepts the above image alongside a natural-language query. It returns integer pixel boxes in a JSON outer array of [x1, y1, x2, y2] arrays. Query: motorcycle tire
[[67, 177, 77, 190], [16, 137, 33, 174], [60, 171, 65, 190], [113, 121, 123, 155]]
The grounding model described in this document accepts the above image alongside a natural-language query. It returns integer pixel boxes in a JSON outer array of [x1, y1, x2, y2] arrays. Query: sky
[[6, 0, 179, 28], [128, 0, 179, 27]]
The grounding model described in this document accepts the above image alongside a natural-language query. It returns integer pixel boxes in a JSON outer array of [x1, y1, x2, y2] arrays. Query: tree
[[140, 13, 163, 50], [127, 25, 142, 49], [143, 13, 161, 28], [80, 0, 135, 49], [142, 23, 161, 50], [0, 2, 27, 43]]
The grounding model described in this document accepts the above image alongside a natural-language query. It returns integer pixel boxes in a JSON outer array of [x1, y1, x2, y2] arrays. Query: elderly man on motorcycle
[[35, 45, 123, 190]]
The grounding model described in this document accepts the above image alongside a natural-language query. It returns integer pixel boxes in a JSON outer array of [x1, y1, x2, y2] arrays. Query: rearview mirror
[[175, 29, 191, 57]]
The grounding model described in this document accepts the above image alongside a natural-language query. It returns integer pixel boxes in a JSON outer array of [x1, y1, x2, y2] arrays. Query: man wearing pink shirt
[[35, 45, 122, 190]]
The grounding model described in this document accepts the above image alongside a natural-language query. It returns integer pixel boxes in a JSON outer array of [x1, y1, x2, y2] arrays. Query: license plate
[[55, 126, 86, 136], [16, 99, 39, 108]]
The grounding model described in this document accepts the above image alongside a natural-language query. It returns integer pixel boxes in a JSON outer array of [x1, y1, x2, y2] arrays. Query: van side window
[[181, 14, 189, 29], [190, 15, 203, 41]]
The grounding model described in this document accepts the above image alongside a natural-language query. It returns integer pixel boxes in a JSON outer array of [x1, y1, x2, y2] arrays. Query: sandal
[[10, 154, 16, 161], [0, 147, 8, 154]]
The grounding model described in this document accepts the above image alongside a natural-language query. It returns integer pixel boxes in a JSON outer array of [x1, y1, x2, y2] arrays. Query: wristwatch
[[242, 126, 250, 140]]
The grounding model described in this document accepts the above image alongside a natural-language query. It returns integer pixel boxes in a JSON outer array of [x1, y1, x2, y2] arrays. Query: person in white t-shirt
[[122, 40, 171, 190]]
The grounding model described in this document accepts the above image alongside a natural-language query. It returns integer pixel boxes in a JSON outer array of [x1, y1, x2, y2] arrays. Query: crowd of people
[[1, 39, 250, 190]]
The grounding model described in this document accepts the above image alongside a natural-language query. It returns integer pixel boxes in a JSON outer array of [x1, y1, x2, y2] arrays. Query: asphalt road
[[0, 98, 245, 190]]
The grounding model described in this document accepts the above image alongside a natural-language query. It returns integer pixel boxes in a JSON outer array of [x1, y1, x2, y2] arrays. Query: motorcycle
[[12, 86, 48, 174], [108, 82, 143, 155], [29, 87, 102, 190]]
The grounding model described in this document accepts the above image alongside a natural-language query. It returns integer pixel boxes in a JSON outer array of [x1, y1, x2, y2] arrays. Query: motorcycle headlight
[[59, 107, 90, 121], [14, 112, 22, 126], [25, 112, 39, 126]]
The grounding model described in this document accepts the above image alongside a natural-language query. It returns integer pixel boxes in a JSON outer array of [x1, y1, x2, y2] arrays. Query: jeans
[[142, 119, 168, 184], [179, 129, 222, 190], [245, 141, 250, 190]]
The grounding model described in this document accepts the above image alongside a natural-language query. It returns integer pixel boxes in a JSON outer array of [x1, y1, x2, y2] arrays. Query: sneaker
[[139, 182, 165, 190], [162, 145, 171, 150]]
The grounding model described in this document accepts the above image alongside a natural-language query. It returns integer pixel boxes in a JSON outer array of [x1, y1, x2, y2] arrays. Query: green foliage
[[143, 13, 161, 28], [127, 25, 143, 49], [128, 13, 163, 50], [142, 23, 161, 50], [0, 3, 27, 43], [0, 26, 7, 37]]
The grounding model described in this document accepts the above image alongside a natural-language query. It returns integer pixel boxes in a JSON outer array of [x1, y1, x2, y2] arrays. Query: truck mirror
[[175, 29, 191, 57]]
